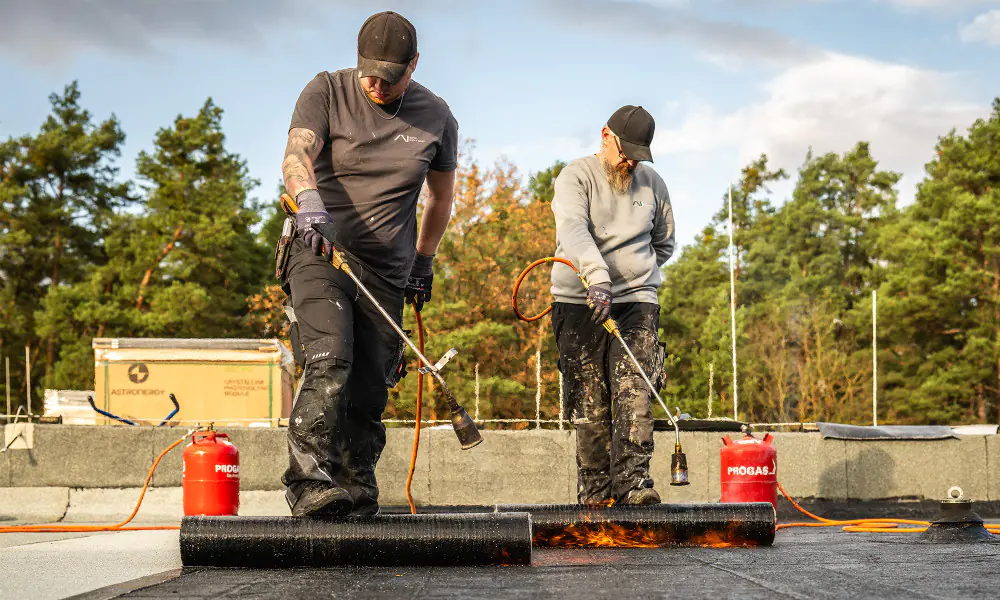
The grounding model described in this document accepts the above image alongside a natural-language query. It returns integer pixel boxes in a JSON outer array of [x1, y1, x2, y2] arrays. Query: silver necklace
[[357, 77, 406, 120]]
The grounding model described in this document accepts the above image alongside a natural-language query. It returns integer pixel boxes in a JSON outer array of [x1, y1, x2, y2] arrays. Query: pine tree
[[38, 99, 267, 389], [1, 81, 129, 402], [879, 99, 1000, 423]]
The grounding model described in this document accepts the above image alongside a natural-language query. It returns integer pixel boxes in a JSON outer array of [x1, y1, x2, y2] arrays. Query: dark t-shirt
[[289, 69, 459, 287]]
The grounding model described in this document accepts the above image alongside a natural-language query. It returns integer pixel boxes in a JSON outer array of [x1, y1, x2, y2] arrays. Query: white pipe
[[535, 349, 542, 429], [474, 363, 480, 422], [728, 183, 738, 421], [708, 362, 714, 419], [873, 290, 878, 427], [25, 345, 32, 417], [558, 370, 564, 430]]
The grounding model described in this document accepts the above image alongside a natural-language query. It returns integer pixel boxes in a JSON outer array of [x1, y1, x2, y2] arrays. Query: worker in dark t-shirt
[[277, 11, 459, 517]]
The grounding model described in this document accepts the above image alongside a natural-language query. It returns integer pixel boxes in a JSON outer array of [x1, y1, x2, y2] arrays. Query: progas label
[[727, 464, 776, 476]]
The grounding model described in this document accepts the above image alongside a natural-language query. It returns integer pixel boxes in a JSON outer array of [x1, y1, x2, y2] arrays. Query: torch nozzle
[[450, 405, 483, 450], [670, 443, 689, 487]]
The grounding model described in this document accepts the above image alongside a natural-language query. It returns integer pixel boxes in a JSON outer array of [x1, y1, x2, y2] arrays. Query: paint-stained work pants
[[280, 237, 406, 515], [551, 302, 664, 505]]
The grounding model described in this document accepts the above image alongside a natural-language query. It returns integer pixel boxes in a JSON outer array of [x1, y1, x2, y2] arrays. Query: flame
[[533, 518, 760, 549], [683, 528, 758, 549], [536, 521, 668, 548]]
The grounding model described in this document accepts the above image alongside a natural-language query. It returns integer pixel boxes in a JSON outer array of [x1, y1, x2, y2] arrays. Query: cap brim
[[619, 138, 653, 163], [357, 56, 408, 85]]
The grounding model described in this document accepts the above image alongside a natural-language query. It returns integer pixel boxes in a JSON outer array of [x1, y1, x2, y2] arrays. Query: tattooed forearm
[[282, 128, 324, 199]]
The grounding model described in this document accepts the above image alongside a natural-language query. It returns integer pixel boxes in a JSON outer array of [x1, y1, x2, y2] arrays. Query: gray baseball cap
[[356, 11, 417, 85]]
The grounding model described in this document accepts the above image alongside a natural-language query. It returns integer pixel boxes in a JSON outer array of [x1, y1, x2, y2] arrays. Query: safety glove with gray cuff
[[586, 284, 612, 324], [295, 189, 333, 257], [405, 253, 434, 312]]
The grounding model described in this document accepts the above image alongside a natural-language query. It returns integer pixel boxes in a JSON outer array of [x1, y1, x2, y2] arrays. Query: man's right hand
[[294, 189, 333, 257], [586, 284, 612, 324]]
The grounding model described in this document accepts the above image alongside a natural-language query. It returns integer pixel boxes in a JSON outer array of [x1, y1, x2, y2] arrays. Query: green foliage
[[527, 160, 565, 204], [32, 93, 268, 391], [1, 82, 131, 405], [877, 99, 1000, 424]]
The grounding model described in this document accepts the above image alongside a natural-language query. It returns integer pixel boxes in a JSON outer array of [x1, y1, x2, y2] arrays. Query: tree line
[[3, 82, 999, 426]]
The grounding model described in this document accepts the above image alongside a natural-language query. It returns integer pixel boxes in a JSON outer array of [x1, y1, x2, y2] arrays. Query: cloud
[[546, 0, 823, 68], [960, 9, 1000, 44], [0, 0, 314, 65], [883, 0, 1000, 8], [0, 0, 447, 66], [654, 52, 986, 204]]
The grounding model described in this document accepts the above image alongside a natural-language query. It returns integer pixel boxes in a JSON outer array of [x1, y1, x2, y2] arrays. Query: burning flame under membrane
[[533, 518, 763, 549]]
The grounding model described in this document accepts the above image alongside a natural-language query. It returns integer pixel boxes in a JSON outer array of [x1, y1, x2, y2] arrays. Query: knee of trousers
[[289, 357, 351, 440], [574, 421, 612, 470], [303, 336, 354, 368], [614, 385, 654, 447]]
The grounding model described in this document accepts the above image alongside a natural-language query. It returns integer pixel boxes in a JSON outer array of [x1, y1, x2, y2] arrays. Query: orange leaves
[[245, 284, 289, 338]]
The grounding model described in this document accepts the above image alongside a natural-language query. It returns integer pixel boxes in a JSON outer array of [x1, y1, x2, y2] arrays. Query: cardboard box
[[44, 389, 97, 425], [93, 338, 295, 427]]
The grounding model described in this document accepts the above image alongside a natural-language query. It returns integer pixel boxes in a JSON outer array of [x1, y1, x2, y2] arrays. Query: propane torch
[[597, 315, 688, 486], [512, 257, 689, 486], [280, 194, 482, 450]]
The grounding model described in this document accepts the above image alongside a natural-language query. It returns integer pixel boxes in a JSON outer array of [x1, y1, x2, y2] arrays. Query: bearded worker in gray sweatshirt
[[550, 105, 675, 506]]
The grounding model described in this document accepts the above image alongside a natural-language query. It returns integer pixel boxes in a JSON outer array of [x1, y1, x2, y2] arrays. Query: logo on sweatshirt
[[394, 134, 426, 143], [633, 200, 646, 207]]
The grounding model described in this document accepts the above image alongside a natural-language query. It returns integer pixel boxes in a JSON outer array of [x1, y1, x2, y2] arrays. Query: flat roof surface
[[4, 526, 997, 600]]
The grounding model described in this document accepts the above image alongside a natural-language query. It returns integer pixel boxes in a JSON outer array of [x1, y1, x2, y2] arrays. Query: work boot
[[290, 482, 353, 517], [624, 487, 661, 505]]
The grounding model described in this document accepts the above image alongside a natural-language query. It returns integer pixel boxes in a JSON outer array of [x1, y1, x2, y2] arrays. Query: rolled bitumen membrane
[[495, 502, 776, 548], [180, 512, 533, 567], [386, 502, 776, 548]]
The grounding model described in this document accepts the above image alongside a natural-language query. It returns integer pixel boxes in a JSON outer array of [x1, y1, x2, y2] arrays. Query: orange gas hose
[[776, 481, 1000, 534], [512, 257, 581, 322], [0, 431, 195, 533], [405, 309, 425, 514]]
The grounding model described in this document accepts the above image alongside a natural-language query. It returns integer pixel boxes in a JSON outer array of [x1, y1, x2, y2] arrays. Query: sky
[[1, 0, 999, 258]]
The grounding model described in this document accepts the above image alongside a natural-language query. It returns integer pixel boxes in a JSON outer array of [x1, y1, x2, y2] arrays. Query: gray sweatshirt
[[550, 155, 675, 305]]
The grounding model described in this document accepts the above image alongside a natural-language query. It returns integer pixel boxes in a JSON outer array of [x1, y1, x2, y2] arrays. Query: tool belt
[[274, 216, 296, 284], [386, 338, 408, 388], [653, 339, 667, 392]]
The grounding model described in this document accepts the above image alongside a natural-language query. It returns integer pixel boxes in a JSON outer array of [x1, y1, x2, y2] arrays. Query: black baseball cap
[[607, 105, 655, 163], [357, 11, 418, 85]]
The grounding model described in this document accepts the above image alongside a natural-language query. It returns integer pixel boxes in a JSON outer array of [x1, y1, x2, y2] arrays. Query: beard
[[600, 155, 635, 194]]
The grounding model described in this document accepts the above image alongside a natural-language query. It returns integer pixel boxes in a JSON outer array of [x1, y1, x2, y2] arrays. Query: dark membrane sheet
[[492, 502, 776, 548], [816, 422, 958, 440], [179, 512, 532, 567]]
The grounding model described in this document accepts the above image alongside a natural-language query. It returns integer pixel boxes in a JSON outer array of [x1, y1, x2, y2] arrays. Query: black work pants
[[552, 301, 662, 505], [280, 237, 405, 514]]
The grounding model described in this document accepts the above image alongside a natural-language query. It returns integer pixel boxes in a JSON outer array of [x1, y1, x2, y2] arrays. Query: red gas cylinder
[[182, 430, 240, 516], [720, 430, 778, 512]]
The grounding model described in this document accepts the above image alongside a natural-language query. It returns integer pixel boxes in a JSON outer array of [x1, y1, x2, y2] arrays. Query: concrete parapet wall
[[1, 425, 994, 506]]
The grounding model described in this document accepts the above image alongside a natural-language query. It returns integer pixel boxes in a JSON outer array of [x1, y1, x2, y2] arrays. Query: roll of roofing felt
[[492, 503, 776, 548], [179, 512, 533, 567]]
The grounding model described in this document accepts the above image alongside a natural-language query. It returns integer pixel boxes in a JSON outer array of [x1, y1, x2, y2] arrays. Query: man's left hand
[[405, 253, 434, 312]]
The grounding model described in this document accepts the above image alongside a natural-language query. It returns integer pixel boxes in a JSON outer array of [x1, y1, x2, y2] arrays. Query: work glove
[[586, 284, 612, 325], [294, 189, 333, 257], [405, 253, 434, 312]]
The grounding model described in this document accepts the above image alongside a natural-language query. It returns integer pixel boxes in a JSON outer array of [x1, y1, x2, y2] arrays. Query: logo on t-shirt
[[394, 134, 426, 143]]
